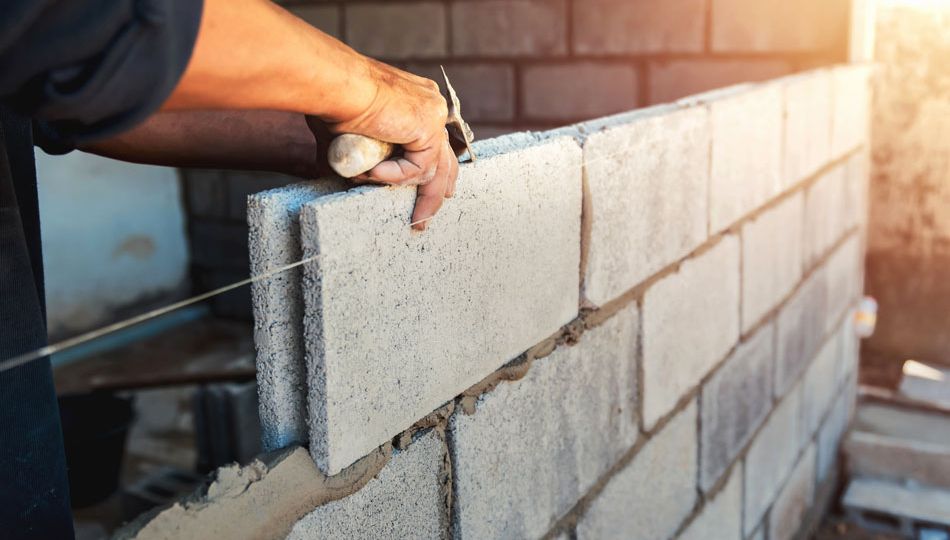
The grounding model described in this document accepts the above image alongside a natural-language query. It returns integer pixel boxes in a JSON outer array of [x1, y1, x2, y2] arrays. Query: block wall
[[179, 0, 851, 320], [126, 64, 870, 539]]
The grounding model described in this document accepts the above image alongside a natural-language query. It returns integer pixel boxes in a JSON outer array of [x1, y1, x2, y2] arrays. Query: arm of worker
[[2, 0, 455, 229], [79, 110, 334, 180]]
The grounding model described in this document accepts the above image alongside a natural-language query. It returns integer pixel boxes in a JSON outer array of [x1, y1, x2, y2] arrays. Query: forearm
[[165, 0, 375, 123], [80, 110, 322, 178]]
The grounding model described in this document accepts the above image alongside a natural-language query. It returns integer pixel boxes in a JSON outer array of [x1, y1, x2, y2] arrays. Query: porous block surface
[[831, 65, 871, 158], [286, 431, 445, 539], [740, 193, 804, 331], [804, 164, 854, 266], [301, 135, 582, 474], [709, 83, 783, 233], [700, 324, 773, 491], [450, 305, 639, 539], [642, 236, 740, 428], [769, 443, 816, 540], [824, 234, 862, 333], [802, 335, 840, 436], [817, 390, 850, 482], [249, 180, 348, 450], [583, 106, 709, 306], [774, 270, 827, 397], [744, 385, 805, 534], [578, 401, 698, 540], [783, 70, 833, 187], [679, 466, 742, 540]]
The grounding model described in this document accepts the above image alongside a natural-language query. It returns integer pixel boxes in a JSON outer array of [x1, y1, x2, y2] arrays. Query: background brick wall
[[181, 0, 851, 319]]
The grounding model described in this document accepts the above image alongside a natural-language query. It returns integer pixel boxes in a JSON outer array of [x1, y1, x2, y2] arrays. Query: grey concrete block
[[816, 387, 849, 482], [578, 401, 698, 540], [740, 193, 804, 332], [450, 304, 639, 539], [642, 236, 740, 429], [774, 270, 827, 397], [783, 70, 833, 187], [583, 105, 710, 306], [709, 83, 784, 233], [804, 165, 853, 267], [802, 335, 840, 437], [679, 466, 742, 540], [700, 324, 774, 491], [302, 135, 582, 474], [824, 234, 863, 334], [744, 384, 805, 535], [769, 443, 816, 540], [831, 65, 871, 159], [843, 477, 950, 533], [287, 430, 446, 539], [248, 181, 348, 450]]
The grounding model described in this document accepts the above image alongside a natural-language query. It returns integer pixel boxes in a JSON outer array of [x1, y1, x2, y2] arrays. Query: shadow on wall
[[36, 150, 190, 343]]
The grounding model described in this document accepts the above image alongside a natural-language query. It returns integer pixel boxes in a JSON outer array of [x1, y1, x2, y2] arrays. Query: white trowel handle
[[327, 134, 395, 178]]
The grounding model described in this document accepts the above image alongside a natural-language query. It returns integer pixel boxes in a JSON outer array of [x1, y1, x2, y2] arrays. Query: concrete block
[[774, 270, 827, 397], [451, 0, 567, 57], [784, 70, 833, 187], [769, 443, 816, 540], [831, 66, 871, 158], [711, 0, 848, 52], [824, 234, 862, 334], [287, 431, 445, 539], [846, 150, 870, 229], [407, 63, 515, 123], [572, 0, 705, 54], [835, 316, 858, 389], [450, 305, 639, 539], [345, 2, 446, 59], [740, 193, 804, 332], [642, 236, 740, 429], [709, 83, 784, 233], [578, 401, 698, 540], [289, 5, 341, 39], [249, 181, 348, 451], [649, 59, 791, 105], [843, 478, 950, 534], [227, 171, 294, 221], [522, 63, 638, 122], [301, 135, 582, 474], [802, 336, 840, 437], [744, 385, 804, 535], [817, 389, 849, 482], [700, 324, 774, 491], [583, 106, 710, 305], [679, 466, 743, 540], [899, 360, 950, 409], [804, 164, 852, 267]]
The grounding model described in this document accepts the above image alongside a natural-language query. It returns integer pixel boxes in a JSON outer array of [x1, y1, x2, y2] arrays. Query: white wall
[[35, 151, 190, 338]]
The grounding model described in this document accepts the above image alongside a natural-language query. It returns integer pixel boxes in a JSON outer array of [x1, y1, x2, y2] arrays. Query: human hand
[[323, 59, 459, 230]]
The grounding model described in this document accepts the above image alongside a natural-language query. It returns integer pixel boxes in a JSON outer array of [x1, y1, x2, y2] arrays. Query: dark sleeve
[[0, 0, 203, 153]]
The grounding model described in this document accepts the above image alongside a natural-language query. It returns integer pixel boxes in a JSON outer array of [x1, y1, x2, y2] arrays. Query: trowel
[[327, 66, 476, 178]]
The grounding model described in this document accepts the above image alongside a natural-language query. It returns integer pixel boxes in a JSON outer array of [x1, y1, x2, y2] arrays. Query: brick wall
[[125, 64, 871, 539], [180, 0, 851, 320]]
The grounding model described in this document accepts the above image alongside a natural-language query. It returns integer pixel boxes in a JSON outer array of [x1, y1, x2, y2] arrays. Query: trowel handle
[[327, 134, 395, 178]]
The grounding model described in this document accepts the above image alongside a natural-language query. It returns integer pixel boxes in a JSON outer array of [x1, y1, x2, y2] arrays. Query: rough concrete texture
[[846, 403, 950, 489], [831, 65, 870, 159], [700, 324, 774, 491], [287, 430, 446, 539], [769, 443, 816, 540], [740, 193, 804, 332], [450, 305, 639, 539], [866, 3, 950, 369], [899, 360, 950, 408], [817, 389, 850, 483], [774, 270, 827, 397], [836, 315, 859, 387], [744, 385, 804, 535], [248, 180, 348, 451], [709, 83, 783, 233], [583, 105, 709, 305], [578, 401, 698, 540], [118, 444, 392, 540], [572, 0, 705, 54], [804, 164, 852, 267], [783, 70, 833, 187], [802, 335, 840, 437], [679, 466, 742, 540], [843, 477, 950, 529], [642, 236, 740, 429], [301, 135, 582, 474], [823, 234, 862, 334]]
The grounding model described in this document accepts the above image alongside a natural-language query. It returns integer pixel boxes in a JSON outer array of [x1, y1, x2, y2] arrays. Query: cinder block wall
[[181, 0, 851, 320], [126, 65, 871, 540]]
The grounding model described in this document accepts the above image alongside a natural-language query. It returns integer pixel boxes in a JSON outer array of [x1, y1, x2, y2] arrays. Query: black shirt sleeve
[[0, 0, 203, 153]]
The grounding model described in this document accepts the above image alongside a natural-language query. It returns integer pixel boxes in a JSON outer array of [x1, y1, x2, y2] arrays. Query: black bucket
[[58, 392, 134, 508]]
